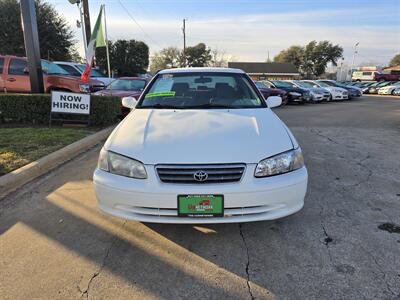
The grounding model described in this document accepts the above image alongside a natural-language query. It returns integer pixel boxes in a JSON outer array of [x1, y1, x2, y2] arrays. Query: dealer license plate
[[178, 195, 224, 217]]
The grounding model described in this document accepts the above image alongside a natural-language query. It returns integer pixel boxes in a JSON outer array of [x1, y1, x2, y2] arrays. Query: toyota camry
[[93, 68, 308, 223]]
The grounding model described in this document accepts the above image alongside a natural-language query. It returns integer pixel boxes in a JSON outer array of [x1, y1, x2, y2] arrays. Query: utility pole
[[182, 19, 186, 66], [350, 42, 359, 80], [20, 0, 44, 93], [82, 0, 91, 44]]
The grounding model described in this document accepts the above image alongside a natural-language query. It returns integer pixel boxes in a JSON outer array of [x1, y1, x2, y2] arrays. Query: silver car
[[289, 80, 331, 102]]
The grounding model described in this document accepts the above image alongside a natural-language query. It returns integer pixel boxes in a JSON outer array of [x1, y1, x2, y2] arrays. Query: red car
[[374, 70, 400, 82], [254, 81, 288, 105], [94, 77, 149, 117], [0, 55, 103, 93]]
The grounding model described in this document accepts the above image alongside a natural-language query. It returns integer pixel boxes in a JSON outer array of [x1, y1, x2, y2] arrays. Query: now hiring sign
[[51, 91, 91, 115]]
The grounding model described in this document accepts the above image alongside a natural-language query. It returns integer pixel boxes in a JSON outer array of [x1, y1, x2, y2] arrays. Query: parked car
[[303, 80, 348, 100], [367, 81, 394, 94], [94, 77, 149, 117], [377, 81, 400, 95], [393, 87, 400, 96], [352, 70, 380, 81], [289, 80, 330, 102], [0, 55, 103, 93], [263, 80, 311, 104], [254, 81, 288, 105], [93, 67, 308, 223], [374, 70, 400, 82], [317, 80, 362, 99], [55, 61, 113, 89]]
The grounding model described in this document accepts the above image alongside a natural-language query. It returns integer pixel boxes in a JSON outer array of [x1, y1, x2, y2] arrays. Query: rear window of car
[[0, 57, 4, 74], [8, 59, 28, 75]]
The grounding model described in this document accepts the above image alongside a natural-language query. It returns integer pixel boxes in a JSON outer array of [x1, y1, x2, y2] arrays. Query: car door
[[5, 58, 31, 92], [0, 57, 5, 92]]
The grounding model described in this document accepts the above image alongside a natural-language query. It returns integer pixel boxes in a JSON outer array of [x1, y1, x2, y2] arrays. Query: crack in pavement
[[318, 203, 334, 264], [78, 220, 126, 299], [239, 223, 255, 300]]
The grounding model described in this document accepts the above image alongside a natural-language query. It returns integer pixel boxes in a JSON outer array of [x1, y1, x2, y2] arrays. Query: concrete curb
[[0, 126, 114, 200]]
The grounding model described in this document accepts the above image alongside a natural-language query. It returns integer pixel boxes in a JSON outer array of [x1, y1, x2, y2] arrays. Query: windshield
[[271, 80, 295, 88], [313, 81, 329, 87], [319, 81, 337, 87], [41, 60, 69, 75], [254, 81, 268, 88], [107, 79, 146, 91], [76, 64, 105, 77], [137, 72, 264, 109], [294, 81, 314, 88]]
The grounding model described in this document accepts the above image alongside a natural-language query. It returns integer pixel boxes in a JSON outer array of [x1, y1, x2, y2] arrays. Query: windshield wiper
[[186, 103, 234, 109], [140, 103, 181, 109]]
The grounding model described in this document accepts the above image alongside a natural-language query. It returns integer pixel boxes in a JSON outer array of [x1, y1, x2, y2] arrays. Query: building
[[228, 62, 300, 80], [383, 65, 400, 71]]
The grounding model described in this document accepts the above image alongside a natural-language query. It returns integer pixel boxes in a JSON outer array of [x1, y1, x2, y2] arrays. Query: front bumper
[[93, 166, 308, 224], [378, 89, 391, 95]]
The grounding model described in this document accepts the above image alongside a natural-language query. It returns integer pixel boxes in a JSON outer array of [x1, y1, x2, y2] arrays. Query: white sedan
[[93, 67, 308, 224], [377, 82, 400, 95], [303, 80, 349, 100]]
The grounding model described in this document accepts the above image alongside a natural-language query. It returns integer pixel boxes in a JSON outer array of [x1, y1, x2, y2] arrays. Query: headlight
[[289, 92, 301, 97], [254, 148, 304, 178], [79, 84, 91, 93], [98, 149, 147, 179]]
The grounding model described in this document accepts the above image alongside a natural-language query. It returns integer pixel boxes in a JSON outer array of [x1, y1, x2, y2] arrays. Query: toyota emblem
[[193, 170, 208, 182]]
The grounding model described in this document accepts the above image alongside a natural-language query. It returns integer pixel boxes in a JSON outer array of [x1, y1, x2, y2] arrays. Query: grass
[[0, 127, 96, 176]]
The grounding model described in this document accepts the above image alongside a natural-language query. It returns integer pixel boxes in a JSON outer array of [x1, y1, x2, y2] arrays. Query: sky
[[49, 0, 400, 67]]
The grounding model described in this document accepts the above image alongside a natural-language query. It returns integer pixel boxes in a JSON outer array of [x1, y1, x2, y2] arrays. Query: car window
[[107, 79, 146, 90], [58, 64, 81, 76], [138, 72, 264, 109], [0, 57, 4, 74], [363, 72, 372, 75], [8, 59, 28, 76]]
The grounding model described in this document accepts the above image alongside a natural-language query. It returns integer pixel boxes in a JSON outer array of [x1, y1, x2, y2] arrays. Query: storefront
[[228, 62, 300, 80]]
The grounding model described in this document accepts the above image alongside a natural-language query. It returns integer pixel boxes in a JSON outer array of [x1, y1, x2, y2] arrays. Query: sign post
[[50, 91, 91, 126]]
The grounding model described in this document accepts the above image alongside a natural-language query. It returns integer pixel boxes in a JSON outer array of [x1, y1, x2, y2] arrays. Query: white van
[[352, 71, 379, 81]]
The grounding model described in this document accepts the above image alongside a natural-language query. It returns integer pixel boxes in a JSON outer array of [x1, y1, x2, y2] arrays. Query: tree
[[149, 47, 182, 73], [96, 39, 149, 76], [274, 40, 343, 78], [389, 53, 400, 67], [185, 43, 212, 67], [0, 0, 77, 61], [207, 49, 233, 67], [274, 45, 304, 70]]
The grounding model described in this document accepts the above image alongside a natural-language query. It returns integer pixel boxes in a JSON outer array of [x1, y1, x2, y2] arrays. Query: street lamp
[[68, 0, 87, 57], [350, 42, 359, 80]]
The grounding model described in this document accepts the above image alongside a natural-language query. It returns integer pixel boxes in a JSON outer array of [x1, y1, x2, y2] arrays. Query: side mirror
[[266, 96, 282, 108], [122, 96, 138, 109]]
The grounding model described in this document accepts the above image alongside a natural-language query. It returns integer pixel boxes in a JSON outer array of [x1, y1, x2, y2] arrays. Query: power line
[[116, 0, 162, 48]]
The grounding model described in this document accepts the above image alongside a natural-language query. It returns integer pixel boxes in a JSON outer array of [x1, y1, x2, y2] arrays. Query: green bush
[[0, 94, 121, 126]]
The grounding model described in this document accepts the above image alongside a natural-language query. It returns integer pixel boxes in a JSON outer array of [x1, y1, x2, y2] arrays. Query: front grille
[[156, 164, 246, 184]]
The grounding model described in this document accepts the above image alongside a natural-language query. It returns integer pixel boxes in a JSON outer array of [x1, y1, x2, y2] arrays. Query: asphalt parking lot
[[1, 95, 399, 300]]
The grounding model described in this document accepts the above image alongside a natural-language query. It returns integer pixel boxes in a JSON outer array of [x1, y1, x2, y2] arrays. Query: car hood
[[94, 89, 142, 97], [277, 87, 306, 94], [308, 87, 329, 93], [49, 74, 103, 86], [105, 108, 294, 164], [380, 85, 398, 89], [322, 86, 347, 93]]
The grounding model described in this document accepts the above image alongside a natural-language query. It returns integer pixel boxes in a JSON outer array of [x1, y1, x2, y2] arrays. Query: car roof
[[157, 67, 245, 74]]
